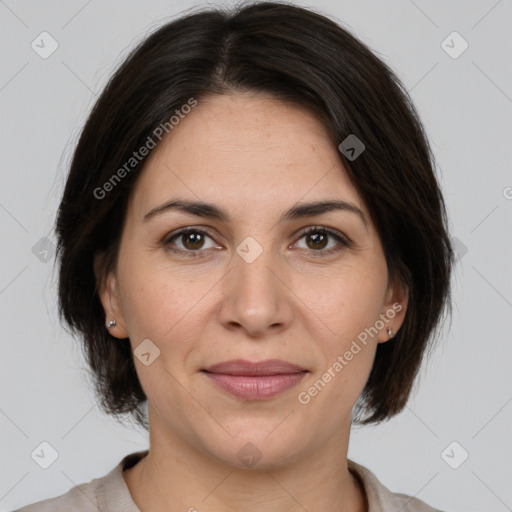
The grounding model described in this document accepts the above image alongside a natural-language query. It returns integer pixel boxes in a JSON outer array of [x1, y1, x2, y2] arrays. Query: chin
[[201, 424, 306, 470]]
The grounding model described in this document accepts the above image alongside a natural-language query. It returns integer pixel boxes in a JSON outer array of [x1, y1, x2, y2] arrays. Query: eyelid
[[162, 226, 221, 249], [290, 225, 351, 256], [293, 225, 350, 244], [161, 225, 351, 257]]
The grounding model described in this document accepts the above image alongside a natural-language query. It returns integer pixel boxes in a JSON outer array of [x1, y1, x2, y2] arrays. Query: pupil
[[308, 232, 327, 250], [184, 232, 203, 249]]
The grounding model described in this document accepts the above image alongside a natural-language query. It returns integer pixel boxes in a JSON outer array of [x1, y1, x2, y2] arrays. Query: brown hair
[[56, 1, 455, 430]]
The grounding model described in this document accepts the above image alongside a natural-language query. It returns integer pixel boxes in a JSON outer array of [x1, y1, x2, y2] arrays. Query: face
[[98, 93, 407, 469]]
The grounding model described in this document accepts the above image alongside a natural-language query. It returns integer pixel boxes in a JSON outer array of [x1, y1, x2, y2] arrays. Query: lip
[[202, 359, 308, 400], [203, 359, 306, 375]]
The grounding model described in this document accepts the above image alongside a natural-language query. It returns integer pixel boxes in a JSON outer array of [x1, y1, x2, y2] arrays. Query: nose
[[218, 243, 294, 338]]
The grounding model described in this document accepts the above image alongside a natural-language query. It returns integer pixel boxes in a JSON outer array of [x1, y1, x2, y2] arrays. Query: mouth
[[201, 359, 308, 400]]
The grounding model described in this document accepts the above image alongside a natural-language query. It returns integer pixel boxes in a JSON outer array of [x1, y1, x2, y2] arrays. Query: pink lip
[[202, 359, 307, 400]]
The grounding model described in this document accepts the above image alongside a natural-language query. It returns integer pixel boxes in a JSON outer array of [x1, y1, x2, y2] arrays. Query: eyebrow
[[143, 198, 368, 229]]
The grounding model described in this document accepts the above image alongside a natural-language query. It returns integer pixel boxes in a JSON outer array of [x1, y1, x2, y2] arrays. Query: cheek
[[117, 253, 217, 348], [291, 262, 385, 408], [294, 261, 387, 341], [116, 260, 216, 410]]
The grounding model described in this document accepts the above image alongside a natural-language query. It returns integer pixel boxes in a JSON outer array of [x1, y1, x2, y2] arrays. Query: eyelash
[[162, 226, 351, 259]]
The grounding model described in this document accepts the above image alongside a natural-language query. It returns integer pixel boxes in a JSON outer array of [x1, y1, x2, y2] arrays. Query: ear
[[94, 252, 129, 339], [377, 276, 408, 344]]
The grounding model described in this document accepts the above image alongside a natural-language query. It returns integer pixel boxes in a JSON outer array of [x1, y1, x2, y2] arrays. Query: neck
[[123, 410, 367, 512]]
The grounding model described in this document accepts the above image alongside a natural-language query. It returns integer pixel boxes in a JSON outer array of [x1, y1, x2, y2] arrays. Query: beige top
[[15, 450, 444, 511]]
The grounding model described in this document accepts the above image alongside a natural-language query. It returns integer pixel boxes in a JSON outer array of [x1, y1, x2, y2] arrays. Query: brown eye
[[180, 231, 206, 250], [295, 226, 350, 256], [163, 228, 221, 257], [305, 231, 328, 250]]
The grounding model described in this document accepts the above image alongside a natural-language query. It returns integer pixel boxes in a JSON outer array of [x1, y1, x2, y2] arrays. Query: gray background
[[1, 1, 511, 511]]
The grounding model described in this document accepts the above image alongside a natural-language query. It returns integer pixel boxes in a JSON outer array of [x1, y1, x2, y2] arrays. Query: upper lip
[[203, 359, 307, 376]]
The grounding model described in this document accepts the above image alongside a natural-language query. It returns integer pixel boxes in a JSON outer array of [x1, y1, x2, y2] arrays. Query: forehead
[[129, 93, 367, 222]]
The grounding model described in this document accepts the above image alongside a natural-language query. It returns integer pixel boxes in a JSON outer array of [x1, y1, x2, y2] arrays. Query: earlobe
[[379, 278, 408, 343], [94, 254, 129, 339]]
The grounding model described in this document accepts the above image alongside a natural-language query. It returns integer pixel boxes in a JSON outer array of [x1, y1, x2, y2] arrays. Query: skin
[[97, 92, 408, 512]]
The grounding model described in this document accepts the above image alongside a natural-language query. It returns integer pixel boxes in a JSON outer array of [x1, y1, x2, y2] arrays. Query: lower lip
[[203, 372, 307, 400]]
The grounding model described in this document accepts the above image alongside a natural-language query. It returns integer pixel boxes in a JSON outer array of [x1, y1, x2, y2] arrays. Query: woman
[[17, 1, 454, 511]]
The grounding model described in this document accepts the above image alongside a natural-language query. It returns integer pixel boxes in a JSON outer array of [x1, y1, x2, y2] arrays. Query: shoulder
[[14, 478, 103, 512], [348, 459, 447, 512], [14, 450, 147, 512]]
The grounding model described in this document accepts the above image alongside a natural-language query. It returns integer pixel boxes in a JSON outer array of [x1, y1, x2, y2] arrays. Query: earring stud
[[387, 328, 393, 338], [107, 320, 116, 329]]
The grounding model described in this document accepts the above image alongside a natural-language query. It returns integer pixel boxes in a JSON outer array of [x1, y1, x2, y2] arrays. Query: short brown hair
[[56, 1, 455, 430]]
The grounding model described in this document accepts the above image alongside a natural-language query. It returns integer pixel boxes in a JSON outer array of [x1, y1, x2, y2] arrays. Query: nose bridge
[[218, 234, 292, 335], [236, 236, 275, 291]]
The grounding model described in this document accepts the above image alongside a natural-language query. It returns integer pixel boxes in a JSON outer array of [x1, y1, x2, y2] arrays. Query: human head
[[56, 1, 454, 433]]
